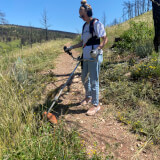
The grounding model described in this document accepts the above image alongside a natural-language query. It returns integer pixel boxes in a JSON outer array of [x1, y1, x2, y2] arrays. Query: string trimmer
[[43, 46, 81, 124]]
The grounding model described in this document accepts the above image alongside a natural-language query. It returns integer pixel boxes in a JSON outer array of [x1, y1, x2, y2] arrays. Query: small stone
[[137, 143, 141, 147], [124, 72, 131, 77], [80, 120, 84, 124], [142, 150, 147, 154]]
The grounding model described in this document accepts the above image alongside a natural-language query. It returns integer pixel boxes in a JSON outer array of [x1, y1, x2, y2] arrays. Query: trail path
[[43, 47, 160, 160]]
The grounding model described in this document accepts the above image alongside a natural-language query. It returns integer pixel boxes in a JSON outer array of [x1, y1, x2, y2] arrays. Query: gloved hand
[[64, 46, 73, 52], [90, 48, 101, 58]]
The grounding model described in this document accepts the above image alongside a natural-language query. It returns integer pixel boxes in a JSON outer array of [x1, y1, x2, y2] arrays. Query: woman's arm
[[65, 41, 83, 52], [72, 41, 83, 49], [98, 36, 108, 50]]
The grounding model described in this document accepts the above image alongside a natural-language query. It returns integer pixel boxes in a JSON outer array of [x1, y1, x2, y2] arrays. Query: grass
[[105, 11, 154, 48], [0, 40, 21, 53], [101, 52, 160, 144], [0, 38, 103, 159], [101, 9, 160, 145], [0, 10, 159, 159]]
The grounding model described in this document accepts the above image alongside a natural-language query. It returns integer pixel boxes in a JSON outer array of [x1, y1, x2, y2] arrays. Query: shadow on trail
[[33, 71, 85, 118], [46, 70, 81, 78]]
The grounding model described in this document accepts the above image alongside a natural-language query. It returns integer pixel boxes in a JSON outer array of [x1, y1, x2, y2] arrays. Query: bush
[[131, 53, 160, 79], [115, 21, 154, 57]]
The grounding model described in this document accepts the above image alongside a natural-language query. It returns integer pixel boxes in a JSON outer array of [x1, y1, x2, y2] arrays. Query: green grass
[[0, 10, 158, 159], [101, 54, 160, 144], [0, 38, 103, 159], [3, 123, 88, 160], [101, 11, 160, 145], [105, 11, 153, 48], [0, 39, 21, 53]]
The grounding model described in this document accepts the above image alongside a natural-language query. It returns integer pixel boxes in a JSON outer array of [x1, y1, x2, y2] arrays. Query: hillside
[[0, 24, 78, 47], [106, 11, 153, 48]]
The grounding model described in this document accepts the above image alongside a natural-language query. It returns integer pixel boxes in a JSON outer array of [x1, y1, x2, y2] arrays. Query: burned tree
[[102, 12, 107, 27], [0, 10, 7, 24], [152, 0, 160, 52], [40, 9, 51, 41]]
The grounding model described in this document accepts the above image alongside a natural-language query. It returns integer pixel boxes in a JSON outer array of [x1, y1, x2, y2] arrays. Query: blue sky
[[0, 0, 125, 33]]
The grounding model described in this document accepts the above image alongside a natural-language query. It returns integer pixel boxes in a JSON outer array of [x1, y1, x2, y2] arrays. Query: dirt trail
[[43, 48, 160, 160]]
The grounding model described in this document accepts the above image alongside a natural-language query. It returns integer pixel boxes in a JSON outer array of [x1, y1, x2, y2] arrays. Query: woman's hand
[[64, 46, 73, 52]]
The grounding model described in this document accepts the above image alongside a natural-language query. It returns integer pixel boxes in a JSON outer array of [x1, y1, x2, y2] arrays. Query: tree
[[0, 10, 7, 24], [112, 18, 119, 26], [28, 23, 33, 48], [147, 0, 151, 11], [102, 12, 107, 27], [123, 1, 134, 20], [0, 10, 8, 41], [40, 9, 51, 41], [142, 0, 146, 13]]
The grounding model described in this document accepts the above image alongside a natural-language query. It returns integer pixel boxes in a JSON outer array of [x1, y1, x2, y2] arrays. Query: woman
[[65, 0, 108, 116]]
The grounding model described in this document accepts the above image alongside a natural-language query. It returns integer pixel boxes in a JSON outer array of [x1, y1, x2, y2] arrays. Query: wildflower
[[91, 149, 96, 155], [81, 140, 85, 144], [94, 143, 97, 147], [128, 121, 131, 124]]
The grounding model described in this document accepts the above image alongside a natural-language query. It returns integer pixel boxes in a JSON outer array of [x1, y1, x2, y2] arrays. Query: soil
[[42, 47, 160, 160]]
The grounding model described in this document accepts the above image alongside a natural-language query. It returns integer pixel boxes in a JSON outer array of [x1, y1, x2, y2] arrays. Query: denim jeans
[[81, 54, 103, 106]]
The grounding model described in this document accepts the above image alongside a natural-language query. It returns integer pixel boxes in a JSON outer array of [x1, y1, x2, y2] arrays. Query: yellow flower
[[91, 149, 96, 155], [128, 121, 131, 124]]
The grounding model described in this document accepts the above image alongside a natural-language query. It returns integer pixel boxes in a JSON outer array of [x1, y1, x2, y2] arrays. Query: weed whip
[[43, 46, 81, 124], [43, 46, 100, 124]]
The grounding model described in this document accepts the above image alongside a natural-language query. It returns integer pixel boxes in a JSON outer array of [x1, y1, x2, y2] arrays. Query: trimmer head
[[43, 111, 58, 124]]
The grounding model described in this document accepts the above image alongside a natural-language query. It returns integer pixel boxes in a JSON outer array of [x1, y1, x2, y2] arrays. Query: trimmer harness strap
[[82, 18, 100, 49]]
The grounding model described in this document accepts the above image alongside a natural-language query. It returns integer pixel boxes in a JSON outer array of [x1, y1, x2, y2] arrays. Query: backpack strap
[[89, 18, 98, 34], [82, 18, 100, 49], [82, 22, 87, 34]]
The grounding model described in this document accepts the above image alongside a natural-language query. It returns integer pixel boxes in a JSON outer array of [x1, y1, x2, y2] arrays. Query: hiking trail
[[42, 46, 160, 160]]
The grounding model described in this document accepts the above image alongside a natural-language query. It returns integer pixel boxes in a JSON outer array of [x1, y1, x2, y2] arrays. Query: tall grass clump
[[0, 39, 96, 159]]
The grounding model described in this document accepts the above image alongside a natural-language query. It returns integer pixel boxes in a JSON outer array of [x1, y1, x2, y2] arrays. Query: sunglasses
[[79, 15, 85, 19]]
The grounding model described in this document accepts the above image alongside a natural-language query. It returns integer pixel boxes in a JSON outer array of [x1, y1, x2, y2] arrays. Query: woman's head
[[79, 0, 92, 21]]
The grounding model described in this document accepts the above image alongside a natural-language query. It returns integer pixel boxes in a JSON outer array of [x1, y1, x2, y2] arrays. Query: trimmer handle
[[64, 46, 72, 56]]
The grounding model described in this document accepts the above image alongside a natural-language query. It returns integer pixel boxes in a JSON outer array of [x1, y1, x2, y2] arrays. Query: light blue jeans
[[81, 54, 103, 106]]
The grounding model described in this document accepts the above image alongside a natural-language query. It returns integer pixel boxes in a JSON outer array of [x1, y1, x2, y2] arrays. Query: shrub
[[115, 21, 154, 57], [131, 53, 160, 79]]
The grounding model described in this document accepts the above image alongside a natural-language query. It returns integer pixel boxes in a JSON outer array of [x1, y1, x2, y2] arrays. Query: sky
[[0, 0, 125, 33]]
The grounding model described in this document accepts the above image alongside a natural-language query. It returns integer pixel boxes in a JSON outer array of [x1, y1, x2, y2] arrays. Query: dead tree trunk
[[152, 0, 160, 52]]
